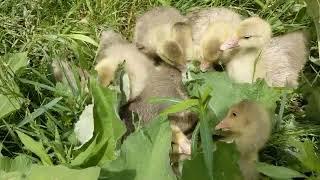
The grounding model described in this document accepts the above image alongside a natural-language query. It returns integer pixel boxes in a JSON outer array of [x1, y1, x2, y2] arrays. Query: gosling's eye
[[232, 112, 237, 117], [243, 36, 251, 39]]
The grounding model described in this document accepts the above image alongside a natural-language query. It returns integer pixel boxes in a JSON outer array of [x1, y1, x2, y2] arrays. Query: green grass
[[0, 0, 320, 179]]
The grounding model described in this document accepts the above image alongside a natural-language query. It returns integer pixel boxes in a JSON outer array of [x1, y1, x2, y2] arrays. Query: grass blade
[[159, 99, 198, 116], [19, 78, 57, 92], [191, 122, 200, 158], [64, 34, 98, 47], [18, 97, 62, 127], [305, 0, 320, 58], [16, 131, 53, 165], [148, 97, 183, 104], [256, 162, 307, 179]]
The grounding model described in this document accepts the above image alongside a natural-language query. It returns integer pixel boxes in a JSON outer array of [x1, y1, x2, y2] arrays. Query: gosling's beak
[[215, 119, 231, 131], [200, 61, 211, 72], [220, 37, 239, 51]]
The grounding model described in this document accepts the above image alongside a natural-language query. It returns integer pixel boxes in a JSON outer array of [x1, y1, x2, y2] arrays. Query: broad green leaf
[[160, 99, 198, 116], [288, 139, 320, 172], [181, 152, 211, 180], [28, 165, 100, 180], [0, 171, 26, 180], [18, 97, 62, 127], [305, 0, 320, 58], [199, 113, 214, 179], [182, 142, 243, 180], [1, 52, 28, 74], [256, 162, 307, 179], [101, 117, 176, 180], [82, 78, 126, 167], [0, 94, 21, 119], [0, 52, 28, 119], [211, 142, 243, 180], [16, 131, 53, 165], [0, 155, 32, 172], [0, 155, 32, 180], [64, 34, 99, 47], [187, 72, 282, 121], [71, 135, 97, 167]]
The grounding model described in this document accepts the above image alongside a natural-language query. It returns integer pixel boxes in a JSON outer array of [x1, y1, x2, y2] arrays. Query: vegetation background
[[0, 0, 319, 179]]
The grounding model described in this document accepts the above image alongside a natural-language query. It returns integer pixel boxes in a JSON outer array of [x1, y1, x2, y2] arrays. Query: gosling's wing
[[262, 31, 309, 87], [133, 7, 186, 46]]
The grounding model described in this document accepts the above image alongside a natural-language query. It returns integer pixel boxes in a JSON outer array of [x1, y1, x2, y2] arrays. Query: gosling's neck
[[235, 125, 261, 157]]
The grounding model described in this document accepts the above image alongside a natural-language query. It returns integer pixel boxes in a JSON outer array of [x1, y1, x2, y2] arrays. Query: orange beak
[[220, 37, 239, 51], [215, 119, 231, 130]]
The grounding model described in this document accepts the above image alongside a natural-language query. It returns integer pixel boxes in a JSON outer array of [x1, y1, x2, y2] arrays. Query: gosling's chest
[[226, 54, 256, 83]]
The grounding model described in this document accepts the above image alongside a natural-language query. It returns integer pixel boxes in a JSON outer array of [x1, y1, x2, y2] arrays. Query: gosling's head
[[220, 17, 272, 51], [200, 22, 235, 71], [158, 40, 184, 67], [158, 22, 192, 69], [215, 100, 269, 136], [200, 38, 222, 71], [94, 59, 116, 87]]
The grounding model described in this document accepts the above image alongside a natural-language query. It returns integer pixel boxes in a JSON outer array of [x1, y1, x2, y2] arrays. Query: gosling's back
[[258, 31, 309, 87], [187, 7, 242, 46], [128, 63, 186, 123]]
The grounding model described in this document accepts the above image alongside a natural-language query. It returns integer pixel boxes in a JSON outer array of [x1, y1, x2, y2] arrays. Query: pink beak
[[215, 120, 230, 130], [200, 61, 211, 71], [220, 38, 239, 51]]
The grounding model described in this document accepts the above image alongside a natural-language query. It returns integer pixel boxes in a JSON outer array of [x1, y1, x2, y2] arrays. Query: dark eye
[[232, 112, 237, 117], [243, 36, 251, 39]]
